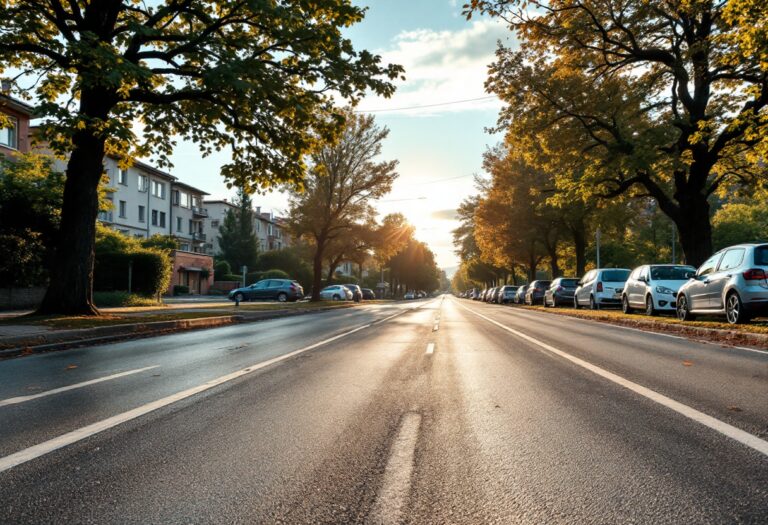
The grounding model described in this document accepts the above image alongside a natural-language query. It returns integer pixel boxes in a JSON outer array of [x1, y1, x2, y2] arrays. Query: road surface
[[1, 296, 766, 523]]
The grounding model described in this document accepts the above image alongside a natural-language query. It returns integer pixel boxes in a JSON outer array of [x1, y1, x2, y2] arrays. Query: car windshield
[[602, 270, 630, 282], [560, 279, 579, 287], [650, 266, 695, 280]]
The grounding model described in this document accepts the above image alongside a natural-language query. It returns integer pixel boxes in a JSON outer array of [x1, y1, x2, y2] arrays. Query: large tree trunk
[[674, 194, 712, 267], [571, 226, 587, 276], [36, 124, 107, 315], [311, 237, 326, 302]]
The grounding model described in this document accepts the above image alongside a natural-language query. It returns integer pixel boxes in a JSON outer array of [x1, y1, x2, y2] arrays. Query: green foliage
[[173, 285, 190, 296], [713, 202, 768, 250], [93, 292, 160, 308], [218, 189, 259, 273], [221, 274, 244, 283], [141, 235, 178, 252], [94, 227, 172, 296], [388, 238, 440, 292], [262, 269, 290, 280], [214, 260, 232, 281], [0, 230, 45, 287]]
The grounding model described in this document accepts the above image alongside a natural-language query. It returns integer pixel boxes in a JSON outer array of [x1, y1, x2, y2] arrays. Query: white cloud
[[357, 20, 515, 116]]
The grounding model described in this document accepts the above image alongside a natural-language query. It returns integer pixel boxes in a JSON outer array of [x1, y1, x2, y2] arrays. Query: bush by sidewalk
[[93, 291, 161, 307]]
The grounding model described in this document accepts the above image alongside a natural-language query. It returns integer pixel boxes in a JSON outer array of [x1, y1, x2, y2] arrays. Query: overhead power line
[[355, 95, 497, 113]]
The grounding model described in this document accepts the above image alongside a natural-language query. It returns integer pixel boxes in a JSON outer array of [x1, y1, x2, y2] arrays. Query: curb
[[519, 306, 768, 350], [0, 304, 355, 359]]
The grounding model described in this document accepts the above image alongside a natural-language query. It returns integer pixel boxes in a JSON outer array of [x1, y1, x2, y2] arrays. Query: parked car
[[524, 280, 552, 305], [404, 291, 416, 300], [228, 279, 304, 303], [514, 285, 529, 304], [544, 278, 579, 307], [622, 264, 696, 316], [319, 284, 353, 301], [484, 287, 497, 302], [492, 287, 504, 303], [341, 283, 363, 302], [677, 243, 768, 324], [574, 269, 631, 309], [361, 288, 376, 300], [500, 285, 518, 304]]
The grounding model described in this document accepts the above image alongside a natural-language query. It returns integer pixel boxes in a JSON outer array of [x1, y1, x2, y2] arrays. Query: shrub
[[262, 269, 290, 279], [173, 285, 189, 296], [94, 248, 172, 297], [208, 288, 227, 295], [93, 291, 160, 307], [214, 260, 232, 280], [221, 273, 244, 283]]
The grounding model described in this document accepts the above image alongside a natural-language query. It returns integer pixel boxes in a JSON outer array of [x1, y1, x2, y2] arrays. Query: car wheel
[[676, 294, 695, 322], [277, 292, 287, 303], [333, 294, 341, 301], [622, 295, 633, 314], [589, 295, 599, 310], [234, 292, 244, 303], [726, 292, 749, 324], [645, 295, 656, 316]]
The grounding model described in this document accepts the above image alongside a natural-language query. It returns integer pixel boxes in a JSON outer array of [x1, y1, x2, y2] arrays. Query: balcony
[[193, 232, 206, 242], [192, 206, 208, 218]]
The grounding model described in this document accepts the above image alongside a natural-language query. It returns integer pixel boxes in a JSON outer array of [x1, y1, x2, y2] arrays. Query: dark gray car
[[544, 278, 579, 307], [228, 279, 304, 302]]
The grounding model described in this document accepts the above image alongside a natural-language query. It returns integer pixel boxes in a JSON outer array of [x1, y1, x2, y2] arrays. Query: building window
[[172, 189, 179, 205], [138, 205, 145, 223], [98, 210, 113, 222], [180, 192, 190, 208], [211, 220, 219, 228], [118, 168, 128, 185], [151, 180, 165, 199], [0, 116, 18, 149], [159, 211, 166, 228], [118, 200, 127, 218], [177, 217, 182, 232], [151, 210, 158, 226], [138, 175, 148, 192], [188, 219, 194, 234]]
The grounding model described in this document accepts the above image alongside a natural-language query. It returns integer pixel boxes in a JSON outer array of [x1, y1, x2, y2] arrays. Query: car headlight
[[655, 286, 675, 295]]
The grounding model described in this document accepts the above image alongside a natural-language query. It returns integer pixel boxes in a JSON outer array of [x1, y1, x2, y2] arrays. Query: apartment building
[[203, 200, 291, 257], [99, 157, 210, 253], [0, 94, 33, 157]]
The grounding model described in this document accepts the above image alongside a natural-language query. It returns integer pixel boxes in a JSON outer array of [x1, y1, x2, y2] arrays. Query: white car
[[404, 291, 416, 300], [622, 264, 696, 316], [574, 268, 631, 310], [319, 285, 353, 301]]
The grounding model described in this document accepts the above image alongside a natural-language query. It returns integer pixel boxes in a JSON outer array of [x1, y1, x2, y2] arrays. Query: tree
[[0, 1, 402, 315], [470, 0, 768, 265], [388, 238, 440, 293], [218, 189, 259, 274], [288, 111, 398, 300]]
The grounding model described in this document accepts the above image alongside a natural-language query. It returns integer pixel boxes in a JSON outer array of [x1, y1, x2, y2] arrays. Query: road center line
[[455, 300, 768, 457], [426, 343, 435, 355], [0, 366, 160, 408], [0, 307, 424, 474], [367, 412, 422, 525]]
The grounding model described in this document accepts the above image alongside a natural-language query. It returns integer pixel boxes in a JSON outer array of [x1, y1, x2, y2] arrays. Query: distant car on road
[[525, 280, 552, 305], [514, 285, 528, 304], [574, 269, 631, 310], [677, 243, 768, 324], [404, 291, 416, 300], [544, 278, 579, 307], [622, 264, 696, 316], [500, 285, 518, 304], [319, 285, 353, 301], [361, 288, 376, 300], [228, 279, 303, 303]]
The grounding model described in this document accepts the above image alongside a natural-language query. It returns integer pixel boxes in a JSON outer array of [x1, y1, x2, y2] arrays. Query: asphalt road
[[0, 296, 766, 523]]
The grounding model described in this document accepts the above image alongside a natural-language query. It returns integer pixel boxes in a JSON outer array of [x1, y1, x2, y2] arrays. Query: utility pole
[[596, 228, 601, 268]]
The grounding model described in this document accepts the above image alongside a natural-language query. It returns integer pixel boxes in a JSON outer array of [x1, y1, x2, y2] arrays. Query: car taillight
[[596, 282, 603, 292], [556, 286, 563, 292], [742, 268, 767, 281]]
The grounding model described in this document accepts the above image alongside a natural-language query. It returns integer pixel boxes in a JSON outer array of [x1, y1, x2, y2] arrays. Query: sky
[[166, 0, 515, 274]]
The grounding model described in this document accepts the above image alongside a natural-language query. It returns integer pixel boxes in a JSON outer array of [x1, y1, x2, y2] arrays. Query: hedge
[[94, 248, 172, 297]]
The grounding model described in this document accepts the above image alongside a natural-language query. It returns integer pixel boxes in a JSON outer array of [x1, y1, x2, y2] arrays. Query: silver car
[[676, 243, 768, 324], [574, 268, 631, 309], [622, 265, 696, 316], [319, 285, 353, 301]]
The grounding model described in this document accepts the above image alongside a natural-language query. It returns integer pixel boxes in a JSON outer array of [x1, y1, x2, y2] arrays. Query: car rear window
[[560, 279, 579, 287], [601, 270, 630, 282], [754, 246, 768, 266], [650, 266, 695, 280]]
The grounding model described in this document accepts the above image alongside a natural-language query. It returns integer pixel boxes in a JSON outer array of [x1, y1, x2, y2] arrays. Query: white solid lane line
[[454, 300, 768, 458], [0, 366, 160, 408], [426, 343, 435, 355], [0, 319, 387, 474], [367, 412, 422, 525]]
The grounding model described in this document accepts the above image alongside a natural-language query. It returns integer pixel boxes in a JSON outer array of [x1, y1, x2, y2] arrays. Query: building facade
[[0, 94, 33, 157], [202, 200, 291, 257]]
